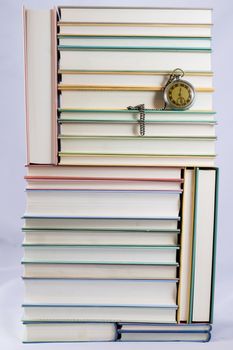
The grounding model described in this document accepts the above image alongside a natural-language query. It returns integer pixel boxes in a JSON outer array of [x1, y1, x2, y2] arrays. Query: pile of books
[[22, 6, 218, 343]]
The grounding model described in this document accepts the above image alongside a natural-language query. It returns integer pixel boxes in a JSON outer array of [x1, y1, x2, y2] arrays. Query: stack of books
[[22, 6, 218, 343]]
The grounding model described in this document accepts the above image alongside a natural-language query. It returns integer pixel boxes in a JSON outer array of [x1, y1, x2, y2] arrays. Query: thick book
[[23, 322, 117, 343], [23, 8, 57, 164], [118, 322, 212, 341]]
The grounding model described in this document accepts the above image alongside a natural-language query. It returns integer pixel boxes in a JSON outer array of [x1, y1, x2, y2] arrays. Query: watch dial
[[165, 80, 195, 109]]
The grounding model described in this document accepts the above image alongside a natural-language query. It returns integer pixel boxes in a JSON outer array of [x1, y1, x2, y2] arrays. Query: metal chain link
[[127, 68, 184, 136]]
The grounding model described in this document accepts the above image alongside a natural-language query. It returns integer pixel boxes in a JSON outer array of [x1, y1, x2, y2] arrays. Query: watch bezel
[[163, 79, 195, 110]]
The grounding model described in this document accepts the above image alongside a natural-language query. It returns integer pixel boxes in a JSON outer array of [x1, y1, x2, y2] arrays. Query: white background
[[0, 0, 232, 349]]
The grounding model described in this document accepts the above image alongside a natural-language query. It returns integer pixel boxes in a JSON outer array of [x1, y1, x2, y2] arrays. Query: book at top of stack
[[22, 6, 218, 343]]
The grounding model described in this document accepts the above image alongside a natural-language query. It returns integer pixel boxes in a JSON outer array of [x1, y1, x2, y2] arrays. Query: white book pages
[[23, 263, 178, 279], [59, 111, 216, 122], [59, 137, 215, 156], [25, 190, 181, 217], [59, 90, 212, 110], [192, 169, 216, 322], [23, 230, 179, 246], [59, 154, 215, 167], [120, 332, 210, 341], [24, 279, 177, 305], [178, 169, 194, 322], [60, 72, 213, 88], [23, 230, 176, 246], [26, 179, 182, 191], [23, 305, 177, 323], [121, 324, 211, 331], [23, 246, 178, 264], [23, 323, 117, 342], [59, 50, 211, 71], [59, 37, 211, 49], [24, 218, 179, 230], [26, 165, 182, 179], [59, 8, 212, 24], [60, 122, 216, 137], [25, 10, 53, 164], [59, 25, 212, 37]]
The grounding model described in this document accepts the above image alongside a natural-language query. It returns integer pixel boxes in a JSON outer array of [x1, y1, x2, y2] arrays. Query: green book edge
[[22, 228, 180, 233], [22, 244, 180, 249], [21, 261, 179, 266], [188, 167, 199, 323], [209, 168, 219, 323], [58, 119, 217, 124], [58, 45, 211, 52]]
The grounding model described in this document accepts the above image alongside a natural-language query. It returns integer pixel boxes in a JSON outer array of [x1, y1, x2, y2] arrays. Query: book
[[59, 7, 212, 24], [59, 88, 212, 110], [59, 120, 216, 137], [177, 168, 218, 323], [58, 35, 211, 49], [119, 323, 212, 331], [22, 262, 178, 279], [23, 244, 179, 264], [59, 70, 213, 88], [23, 322, 117, 342], [58, 23, 212, 37], [118, 331, 211, 342], [189, 168, 218, 322], [26, 165, 183, 178], [118, 322, 212, 341], [59, 49, 211, 71], [23, 304, 178, 323], [22, 228, 180, 246], [25, 177, 183, 190], [23, 9, 57, 164], [23, 278, 178, 306], [58, 109, 216, 122], [23, 216, 180, 231], [58, 135, 215, 156], [25, 189, 181, 218]]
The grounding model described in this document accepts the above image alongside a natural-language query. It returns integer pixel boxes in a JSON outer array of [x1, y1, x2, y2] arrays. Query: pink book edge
[[24, 176, 183, 183]]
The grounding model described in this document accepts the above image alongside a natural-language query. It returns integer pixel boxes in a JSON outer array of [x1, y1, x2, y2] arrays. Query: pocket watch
[[163, 68, 195, 110], [127, 68, 196, 136]]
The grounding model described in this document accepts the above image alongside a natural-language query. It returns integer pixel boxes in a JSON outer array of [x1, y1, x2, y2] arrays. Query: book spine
[[51, 8, 58, 164]]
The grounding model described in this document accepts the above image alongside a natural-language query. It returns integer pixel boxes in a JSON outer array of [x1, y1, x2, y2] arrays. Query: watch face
[[164, 79, 195, 110]]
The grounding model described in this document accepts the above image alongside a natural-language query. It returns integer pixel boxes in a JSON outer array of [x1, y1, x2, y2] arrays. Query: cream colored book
[[59, 110, 216, 122], [23, 263, 178, 279], [59, 89, 212, 110], [23, 228, 179, 246], [26, 165, 183, 179], [58, 36, 211, 49], [24, 9, 57, 164], [24, 278, 178, 305], [59, 70, 213, 88], [59, 136, 216, 156], [59, 7, 212, 24], [59, 49, 211, 71], [59, 24, 212, 37], [23, 323, 117, 343], [59, 154, 215, 167], [23, 245, 179, 264], [23, 304, 177, 323], [25, 189, 181, 218], [59, 121, 216, 137]]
